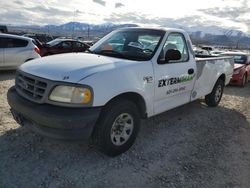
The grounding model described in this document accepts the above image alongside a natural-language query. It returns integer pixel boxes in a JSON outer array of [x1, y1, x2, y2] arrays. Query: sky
[[1, 0, 250, 33]]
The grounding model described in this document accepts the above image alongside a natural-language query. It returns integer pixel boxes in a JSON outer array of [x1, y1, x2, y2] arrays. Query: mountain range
[[7, 22, 250, 48]]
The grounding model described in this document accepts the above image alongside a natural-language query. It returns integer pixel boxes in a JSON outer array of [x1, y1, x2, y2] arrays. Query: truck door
[[153, 32, 196, 115]]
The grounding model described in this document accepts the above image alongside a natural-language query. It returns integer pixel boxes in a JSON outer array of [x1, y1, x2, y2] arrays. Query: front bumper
[[7, 86, 101, 140]]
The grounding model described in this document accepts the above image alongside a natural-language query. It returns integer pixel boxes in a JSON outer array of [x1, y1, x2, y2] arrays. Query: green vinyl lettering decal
[[180, 75, 194, 83], [158, 75, 194, 88]]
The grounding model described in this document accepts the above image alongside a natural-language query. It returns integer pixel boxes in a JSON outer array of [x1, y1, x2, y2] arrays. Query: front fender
[[80, 61, 155, 117]]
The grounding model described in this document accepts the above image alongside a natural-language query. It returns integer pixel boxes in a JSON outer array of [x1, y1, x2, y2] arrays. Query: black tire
[[241, 73, 247, 87], [92, 99, 140, 157], [205, 79, 224, 107]]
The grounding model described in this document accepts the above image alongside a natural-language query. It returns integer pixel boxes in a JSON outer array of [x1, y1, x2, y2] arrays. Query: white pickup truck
[[7, 28, 234, 156]]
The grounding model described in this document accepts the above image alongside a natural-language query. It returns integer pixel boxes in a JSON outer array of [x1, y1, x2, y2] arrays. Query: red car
[[222, 52, 250, 87], [40, 39, 90, 57]]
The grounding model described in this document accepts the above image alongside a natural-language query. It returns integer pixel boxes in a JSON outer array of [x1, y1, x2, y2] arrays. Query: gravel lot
[[0, 70, 250, 188]]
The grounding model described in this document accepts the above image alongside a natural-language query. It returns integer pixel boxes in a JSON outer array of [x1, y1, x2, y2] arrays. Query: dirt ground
[[0, 70, 250, 188]]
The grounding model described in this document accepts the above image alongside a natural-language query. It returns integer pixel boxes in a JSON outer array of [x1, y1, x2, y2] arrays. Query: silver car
[[0, 34, 41, 70]]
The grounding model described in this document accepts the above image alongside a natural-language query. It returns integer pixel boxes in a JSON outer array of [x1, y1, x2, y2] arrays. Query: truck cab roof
[[117, 27, 187, 34]]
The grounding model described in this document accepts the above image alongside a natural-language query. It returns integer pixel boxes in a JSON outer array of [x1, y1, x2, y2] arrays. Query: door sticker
[[158, 75, 194, 88], [166, 86, 186, 95]]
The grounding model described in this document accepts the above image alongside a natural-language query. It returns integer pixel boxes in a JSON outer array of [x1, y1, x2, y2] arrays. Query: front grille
[[16, 71, 48, 103]]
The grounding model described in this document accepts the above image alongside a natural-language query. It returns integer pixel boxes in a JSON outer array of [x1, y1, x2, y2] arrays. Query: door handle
[[188, 68, 194, 75]]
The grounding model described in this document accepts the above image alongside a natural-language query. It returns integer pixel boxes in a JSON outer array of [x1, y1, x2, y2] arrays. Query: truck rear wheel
[[205, 79, 224, 107], [92, 100, 140, 156]]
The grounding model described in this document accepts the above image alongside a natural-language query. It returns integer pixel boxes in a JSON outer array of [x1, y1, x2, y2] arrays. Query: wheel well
[[105, 92, 147, 119], [25, 58, 34, 62], [218, 74, 225, 84]]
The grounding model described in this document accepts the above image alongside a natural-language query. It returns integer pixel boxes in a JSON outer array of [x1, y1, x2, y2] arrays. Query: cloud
[[25, 5, 73, 17], [104, 12, 159, 24], [75, 10, 82, 14], [115, 3, 124, 8], [104, 11, 250, 33], [92, 0, 106, 6], [104, 12, 202, 27], [199, 7, 248, 19], [198, 0, 249, 19], [1, 0, 250, 33], [0, 11, 29, 24], [13, 0, 24, 5], [197, 0, 250, 32], [0, 1, 75, 25]]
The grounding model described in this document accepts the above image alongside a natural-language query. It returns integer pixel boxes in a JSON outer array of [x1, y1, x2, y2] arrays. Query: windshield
[[47, 39, 61, 46], [223, 54, 247, 64], [89, 29, 165, 61]]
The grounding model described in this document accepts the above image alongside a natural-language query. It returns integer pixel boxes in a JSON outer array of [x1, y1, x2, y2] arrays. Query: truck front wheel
[[92, 100, 140, 156], [205, 79, 224, 107]]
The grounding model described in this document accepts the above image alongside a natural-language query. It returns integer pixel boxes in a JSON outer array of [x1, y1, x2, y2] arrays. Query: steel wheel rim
[[110, 113, 134, 146], [215, 85, 222, 102]]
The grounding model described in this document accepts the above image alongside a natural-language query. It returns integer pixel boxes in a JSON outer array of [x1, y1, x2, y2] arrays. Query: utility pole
[[236, 31, 243, 49]]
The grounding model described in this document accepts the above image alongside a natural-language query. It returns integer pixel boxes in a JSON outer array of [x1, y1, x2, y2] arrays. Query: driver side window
[[159, 33, 189, 63]]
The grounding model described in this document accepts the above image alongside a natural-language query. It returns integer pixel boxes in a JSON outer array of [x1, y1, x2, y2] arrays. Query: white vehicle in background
[[193, 47, 211, 57], [210, 50, 224, 56], [7, 28, 234, 156], [0, 33, 41, 70]]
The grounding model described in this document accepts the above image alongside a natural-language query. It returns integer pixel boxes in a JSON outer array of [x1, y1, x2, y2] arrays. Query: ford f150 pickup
[[7, 28, 234, 156]]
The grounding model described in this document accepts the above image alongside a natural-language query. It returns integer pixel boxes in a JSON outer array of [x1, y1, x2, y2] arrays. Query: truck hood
[[234, 63, 245, 70], [20, 53, 137, 83]]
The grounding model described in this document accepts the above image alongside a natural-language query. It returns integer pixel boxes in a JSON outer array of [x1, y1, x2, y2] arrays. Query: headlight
[[49, 86, 92, 104]]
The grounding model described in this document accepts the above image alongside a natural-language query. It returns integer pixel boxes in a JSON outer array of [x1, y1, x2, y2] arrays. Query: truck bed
[[192, 56, 234, 101]]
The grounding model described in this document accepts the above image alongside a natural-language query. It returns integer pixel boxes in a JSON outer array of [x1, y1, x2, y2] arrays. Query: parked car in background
[[221, 52, 250, 87], [75, 37, 95, 46], [82, 40, 95, 46], [193, 47, 211, 57], [210, 50, 224, 56], [22, 33, 54, 44], [200, 46, 213, 52], [0, 34, 41, 70], [40, 39, 90, 56]]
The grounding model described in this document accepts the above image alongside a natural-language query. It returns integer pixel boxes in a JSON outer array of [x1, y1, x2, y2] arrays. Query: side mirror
[[165, 49, 181, 63]]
